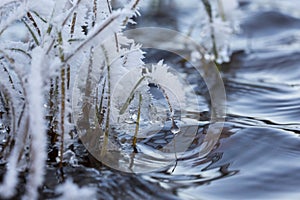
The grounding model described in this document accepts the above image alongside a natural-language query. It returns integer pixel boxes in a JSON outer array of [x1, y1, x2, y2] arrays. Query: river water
[[1, 0, 300, 199]]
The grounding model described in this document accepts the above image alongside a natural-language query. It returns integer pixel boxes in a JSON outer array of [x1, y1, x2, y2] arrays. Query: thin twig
[[96, 78, 106, 125], [92, 0, 98, 27], [59, 66, 65, 168], [31, 10, 47, 23], [122, 0, 140, 26], [7, 48, 32, 59], [61, 0, 82, 27], [100, 45, 111, 158], [57, 29, 65, 168], [70, 12, 77, 38], [27, 12, 41, 36], [217, 0, 226, 21], [119, 76, 145, 115], [21, 18, 39, 46], [64, 13, 120, 63], [132, 93, 142, 153], [106, 0, 119, 52]]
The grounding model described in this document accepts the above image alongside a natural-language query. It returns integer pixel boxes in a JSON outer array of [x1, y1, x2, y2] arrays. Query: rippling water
[[1, 0, 300, 199]]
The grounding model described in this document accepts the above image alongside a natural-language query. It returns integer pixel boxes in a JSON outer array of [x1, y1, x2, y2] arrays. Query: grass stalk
[[64, 13, 120, 63], [100, 45, 111, 158], [26, 12, 41, 36], [70, 12, 77, 38], [21, 18, 39, 46], [201, 0, 218, 60], [93, 0, 98, 27], [58, 30, 66, 168], [106, 0, 119, 52], [119, 76, 145, 115], [31, 10, 47, 23], [59, 66, 65, 168], [7, 48, 32, 59], [132, 93, 142, 153], [122, 0, 140, 25], [217, 0, 226, 21], [96, 78, 106, 125]]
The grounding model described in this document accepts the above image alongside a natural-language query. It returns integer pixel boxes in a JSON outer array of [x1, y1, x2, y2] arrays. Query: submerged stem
[[119, 76, 145, 115], [132, 93, 142, 153]]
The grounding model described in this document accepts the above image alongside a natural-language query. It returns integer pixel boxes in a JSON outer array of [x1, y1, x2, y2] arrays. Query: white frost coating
[[220, 0, 239, 20], [0, 132, 18, 198], [55, 179, 97, 200], [0, 0, 17, 7], [27, 0, 55, 17], [0, 68, 26, 198], [148, 60, 186, 108], [0, 2, 26, 34], [23, 47, 47, 200]]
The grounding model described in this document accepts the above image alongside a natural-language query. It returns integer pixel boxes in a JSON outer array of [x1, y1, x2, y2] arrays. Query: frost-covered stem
[[119, 76, 145, 115], [156, 83, 179, 133], [1, 64, 15, 89], [17, 112, 29, 162], [45, 0, 82, 54], [24, 47, 47, 200], [0, 51, 14, 65], [0, 93, 21, 199], [96, 79, 106, 125], [132, 93, 142, 153], [7, 48, 32, 58], [0, 2, 25, 35], [70, 12, 77, 38], [106, 0, 119, 52], [26, 12, 41, 36], [64, 13, 121, 63], [58, 31, 65, 168], [217, 0, 226, 21], [0, 132, 22, 198], [0, 62, 31, 198], [201, 0, 218, 59], [100, 45, 111, 157], [58, 31, 65, 61], [22, 18, 39, 46], [48, 77, 59, 144], [123, 0, 140, 25], [158, 84, 173, 117], [67, 64, 71, 90], [31, 11, 47, 23], [92, 0, 97, 27], [61, 0, 82, 27], [59, 66, 66, 168]]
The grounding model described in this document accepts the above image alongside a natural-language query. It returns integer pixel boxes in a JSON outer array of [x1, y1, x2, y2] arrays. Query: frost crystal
[[55, 179, 97, 200]]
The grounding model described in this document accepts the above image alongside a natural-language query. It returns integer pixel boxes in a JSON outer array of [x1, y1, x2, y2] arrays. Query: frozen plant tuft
[[189, 0, 240, 63], [0, 0, 143, 199]]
